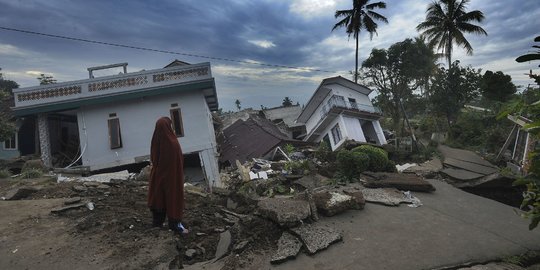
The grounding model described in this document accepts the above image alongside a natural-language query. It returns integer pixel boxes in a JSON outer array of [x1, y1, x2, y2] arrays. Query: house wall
[[343, 116, 367, 143], [76, 89, 221, 186], [0, 135, 20, 160], [316, 115, 346, 151]]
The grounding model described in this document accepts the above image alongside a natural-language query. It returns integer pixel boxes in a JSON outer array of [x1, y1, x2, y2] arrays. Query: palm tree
[[332, 0, 388, 83], [416, 0, 487, 67]]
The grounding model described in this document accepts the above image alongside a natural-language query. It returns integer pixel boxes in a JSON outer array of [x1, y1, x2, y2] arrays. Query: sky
[[0, 0, 538, 111]]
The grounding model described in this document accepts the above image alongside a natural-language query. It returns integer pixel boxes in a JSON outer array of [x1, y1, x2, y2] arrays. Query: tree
[[417, 0, 487, 67], [37, 73, 57, 85], [282, 97, 293, 107], [235, 99, 241, 111], [0, 68, 19, 141], [428, 61, 481, 126], [480, 70, 517, 102], [516, 36, 540, 85], [361, 38, 436, 131], [332, 0, 388, 83]]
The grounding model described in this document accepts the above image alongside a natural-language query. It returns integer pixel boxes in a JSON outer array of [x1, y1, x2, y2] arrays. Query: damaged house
[[498, 114, 538, 175], [10, 60, 223, 187], [261, 105, 305, 139], [296, 76, 387, 150]]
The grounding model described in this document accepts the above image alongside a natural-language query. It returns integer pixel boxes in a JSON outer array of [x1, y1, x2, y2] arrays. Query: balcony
[[12, 62, 217, 115], [319, 95, 382, 121]]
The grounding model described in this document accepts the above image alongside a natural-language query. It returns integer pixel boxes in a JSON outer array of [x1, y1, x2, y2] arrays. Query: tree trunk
[[447, 35, 452, 67], [355, 33, 359, 83]]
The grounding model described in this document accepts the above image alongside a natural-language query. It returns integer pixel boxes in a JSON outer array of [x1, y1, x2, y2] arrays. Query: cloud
[[25, 70, 46, 76], [0, 43, 27, 56], [247, 40, 276, 49], [290, 0, 337, 19]]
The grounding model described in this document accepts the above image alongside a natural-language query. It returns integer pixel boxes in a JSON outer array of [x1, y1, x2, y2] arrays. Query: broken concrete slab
[[342, 188, 366, 210], [271, 232, 303, 264], [361, 188, 412, 206], [313, 190, 358, 217], [3, 186, 40, 200], [403, 158, 443, 174], [456, 262, 525, 270], [294, 174, 328, 190], [257, 197, 312, 227], [233, 240, 249, 253], [444, 157, 499, 175], [72, 185, 88, 192], [438, 145, 498, 169], [290, 224, 342, 255], [361, 172, 435, 192], [64, 197, 82, 205], [441, 168, 484, 181], [214, 230, 232, 261], [51, 202, 87, 214]]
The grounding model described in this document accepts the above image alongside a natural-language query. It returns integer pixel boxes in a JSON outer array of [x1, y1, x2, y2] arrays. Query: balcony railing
[[319, 95, 381, 121], [13, 63, 212, 108]]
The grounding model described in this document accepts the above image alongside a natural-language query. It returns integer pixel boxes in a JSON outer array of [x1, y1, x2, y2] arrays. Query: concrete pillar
[[372, 120, 387, 145], [37, 114, 52, 167]]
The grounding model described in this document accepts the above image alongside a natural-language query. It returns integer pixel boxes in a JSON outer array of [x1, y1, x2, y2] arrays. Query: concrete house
[[296, 76, 387, 150], [11, 61, 222, 187]]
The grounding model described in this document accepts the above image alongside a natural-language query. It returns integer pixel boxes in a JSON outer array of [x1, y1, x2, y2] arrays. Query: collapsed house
[[9, 60, 223, 187], [261, 105, 305, 139], [296, 76, 387, 150], [498, 114, 538, 175]]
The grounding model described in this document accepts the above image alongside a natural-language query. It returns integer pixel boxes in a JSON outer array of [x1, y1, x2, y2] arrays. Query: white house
[[296, 76, 387, 150], [11, 61, 222, 187]]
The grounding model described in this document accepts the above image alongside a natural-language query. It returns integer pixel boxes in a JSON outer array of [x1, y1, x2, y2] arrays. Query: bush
[[335, 150, 369, 182], [20, 168, 43, 179], [284, 160, 310, 175], [0, 169, 12, 178], [315, 141, 335, 163], [352, 145, 391, 172]]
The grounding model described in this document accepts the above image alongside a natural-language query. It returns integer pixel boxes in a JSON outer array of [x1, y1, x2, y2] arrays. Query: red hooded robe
[[148, 117, 184, 220]]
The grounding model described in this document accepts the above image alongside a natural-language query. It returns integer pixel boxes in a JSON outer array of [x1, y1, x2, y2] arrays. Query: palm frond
[[335, 9, 353, 18], [453, 30, 474, 55], [459, 10, 485, 23], [367, 10, 388, 23], [456, 22, 488, 36], [366, 1, 386, 10]]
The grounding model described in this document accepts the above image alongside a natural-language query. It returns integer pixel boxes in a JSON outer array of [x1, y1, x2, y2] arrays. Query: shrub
[[284, 160, 310, 175], [352, 145, 390, 172], [335, 150, 369, 182], [20, 168, 43, 179], [0, 169, 12, 178], [315, 141, 335, 163]]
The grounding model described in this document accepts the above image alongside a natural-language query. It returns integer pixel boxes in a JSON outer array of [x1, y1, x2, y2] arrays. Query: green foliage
[[315, 141, 335, 163], [481, 70, 517, 102], [428, 61, 482, 126], [516, 36, 540, 85], [282, 97, 293, 107], [363, 38, 436, 130], [0, 169, 12, 178], [20, 168, 43, 179], [37, 73, 56, 85], [284, 160, 310, 175], [0, 69, 19, 141], [352, 145, 395, 172], [335, 150, 369, 182], [283, 144, 295, 155], [235, 99, 241, 111]]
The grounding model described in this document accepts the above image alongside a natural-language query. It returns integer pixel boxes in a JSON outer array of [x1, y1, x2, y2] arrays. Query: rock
[[226, 198, 238, 210], [184, 249, 197, 260], [214, 230, 232, 261], [294, 174, 327, 190], [257, 197, 312, 227], [290, 152, 305, 160], [72, 185, 88, 192], [136, 165, 151, 182], [82, 181, 100, 187], [290, 224, 342, 254], [196, 232, 207, 236], [270, 232, 303, 264], [64, 197, 82, 205], [185, 186, 208, 198], [96, 184, 110, 189], [51, 203, 87, 214], [361, 172, 435, 192], [361, 188, 411, 206], [214, 228, 225, 233], [342, 188, 365, 210], [3, 186, 40, 200], [233, 240, 249, 253], [313, 190, 358, 216]]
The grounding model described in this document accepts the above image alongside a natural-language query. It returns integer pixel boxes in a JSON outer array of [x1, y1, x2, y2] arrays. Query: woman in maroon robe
[[148, 117, 185, 231]]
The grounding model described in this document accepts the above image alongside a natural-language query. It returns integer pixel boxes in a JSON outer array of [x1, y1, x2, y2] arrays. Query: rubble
[[361, 172, 436, 192], [2, 186, 40, 200], [51, 202, 87, 214], [361, 188, 413, 206], [312, 190, 359, 216], [257, 197, 313, 227], [290, 224, 342, 254], [270, 232, 303, 264], [64, 197, 82, 205], [214, 230, 232, 261]]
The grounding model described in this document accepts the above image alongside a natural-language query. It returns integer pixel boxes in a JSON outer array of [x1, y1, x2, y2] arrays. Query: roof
[[297, 76, 373, 123], [218, 115, 304, 165], [262, 105, 303, 127], [12, 62, 218, 116]]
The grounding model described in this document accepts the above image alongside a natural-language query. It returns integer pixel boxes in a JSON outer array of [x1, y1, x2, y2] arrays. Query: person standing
[[148, 117, 186, 233]]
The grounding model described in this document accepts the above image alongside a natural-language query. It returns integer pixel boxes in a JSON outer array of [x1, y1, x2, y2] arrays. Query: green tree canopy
[[0, 69, 19, 141], [428, 61, 481, 126], [332, 0, 388, 83], [37, 73, 57, 85], [235, 99, 241, 111], [417, 0, 487, 67], [480, 70, 517, 102], [361, 38, 436, 130]]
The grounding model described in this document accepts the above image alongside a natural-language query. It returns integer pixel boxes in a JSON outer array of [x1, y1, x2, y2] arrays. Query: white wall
[[315, 115, 347, 151], [77, 90, 216, 172], [343, 116, 366, 143]]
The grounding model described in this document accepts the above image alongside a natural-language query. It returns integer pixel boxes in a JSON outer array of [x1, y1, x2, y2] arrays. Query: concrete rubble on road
[[361, 188, 417, 206], [270, 232, 303, 264], [361, 172, 436, 192], [2, 186, 41, 200], [290, 223, 342, 255], [257, 197, 313, 227]]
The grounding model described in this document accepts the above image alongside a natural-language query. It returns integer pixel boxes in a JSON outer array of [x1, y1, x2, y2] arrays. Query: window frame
[[107, 117, 123, 149], [169, 107, 184, 137], [331, 123, 342, 145], [3, 132, 17, 150]]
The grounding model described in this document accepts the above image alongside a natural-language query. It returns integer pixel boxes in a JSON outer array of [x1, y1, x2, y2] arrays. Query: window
[[348, 98, 358, 110], [108, 116, 123, 149], [3, 133, 17, 150], [170, 106, 184, 137], [331, 124, 342, 145]]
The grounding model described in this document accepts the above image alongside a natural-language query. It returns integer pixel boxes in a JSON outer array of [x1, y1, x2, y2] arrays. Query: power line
[[0, 26, 337, 73]]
